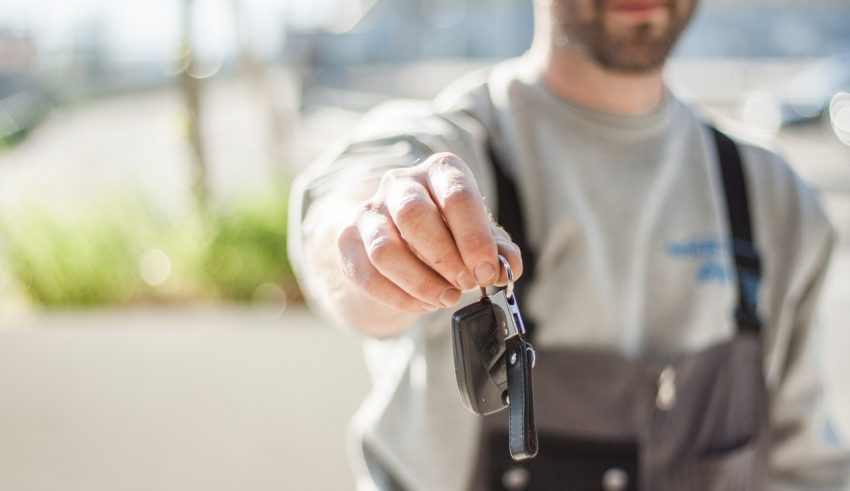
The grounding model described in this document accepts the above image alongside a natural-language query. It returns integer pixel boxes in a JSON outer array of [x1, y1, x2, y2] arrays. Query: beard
[[552, 0, 696, 74]]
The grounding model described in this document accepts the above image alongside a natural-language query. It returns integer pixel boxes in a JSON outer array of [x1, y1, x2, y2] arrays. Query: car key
[[451, 255, 538, 460]]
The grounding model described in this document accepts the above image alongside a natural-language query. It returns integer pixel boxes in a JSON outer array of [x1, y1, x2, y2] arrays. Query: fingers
[[424, 153, 500, 286], [337, 152, 527, 316], [338, 222, 439, 314], [354, 202, 463, 308], [384, 176, 477, 291]]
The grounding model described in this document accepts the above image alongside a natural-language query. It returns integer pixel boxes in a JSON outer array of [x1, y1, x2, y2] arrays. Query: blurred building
[[281, 0, 850, 107], [678, 0, 850, 58], [283, 0, 533, 103]]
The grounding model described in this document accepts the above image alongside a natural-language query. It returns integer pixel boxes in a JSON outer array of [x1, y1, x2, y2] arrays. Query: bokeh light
[[139, 249, 172, 287], [252, 282, 287, 317], [830, 91, 850, 146], [740, 91, 782, 137]]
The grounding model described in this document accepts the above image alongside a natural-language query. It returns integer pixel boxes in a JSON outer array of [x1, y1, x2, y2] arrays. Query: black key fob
[[451, 256, 538, 461], [451, 297, 509, 416]]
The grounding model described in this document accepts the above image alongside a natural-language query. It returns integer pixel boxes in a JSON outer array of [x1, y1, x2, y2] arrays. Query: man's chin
[[592, 40, 672, 74], [599, 58, 666, 75]]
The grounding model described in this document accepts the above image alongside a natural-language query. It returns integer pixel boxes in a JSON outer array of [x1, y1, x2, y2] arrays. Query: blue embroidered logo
[[666, 238, 731, 283]]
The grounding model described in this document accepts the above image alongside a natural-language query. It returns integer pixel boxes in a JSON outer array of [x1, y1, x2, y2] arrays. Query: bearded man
[[289, 0, 850, 489]]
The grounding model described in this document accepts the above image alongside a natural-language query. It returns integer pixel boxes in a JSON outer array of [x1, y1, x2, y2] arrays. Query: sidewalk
[[0, 307, 369, 491]]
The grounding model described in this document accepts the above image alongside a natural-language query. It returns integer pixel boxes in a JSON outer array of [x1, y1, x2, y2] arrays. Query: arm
[[768, 223, 850, 490]]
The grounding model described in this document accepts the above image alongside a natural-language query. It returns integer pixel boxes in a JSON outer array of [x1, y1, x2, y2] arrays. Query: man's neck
[[531, 40, 667, 115]]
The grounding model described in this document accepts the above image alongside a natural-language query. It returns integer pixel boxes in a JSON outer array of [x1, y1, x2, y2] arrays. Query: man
[[289, 0, 850, 489]]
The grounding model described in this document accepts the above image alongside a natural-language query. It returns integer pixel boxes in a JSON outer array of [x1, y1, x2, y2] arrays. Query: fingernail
[[456, 271, 476, 291], [439, 288, 462, 307], [421, 304, 439, 313], [474, 262, 496, 285]]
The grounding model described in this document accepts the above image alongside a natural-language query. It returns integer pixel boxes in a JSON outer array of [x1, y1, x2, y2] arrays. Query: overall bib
[[469, 128, 769, 491]]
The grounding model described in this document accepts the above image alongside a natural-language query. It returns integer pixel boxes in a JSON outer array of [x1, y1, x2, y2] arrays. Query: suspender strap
[[488, 127, 763, 338], [712, 127, 764, 335], [487, 139, 538, 338]]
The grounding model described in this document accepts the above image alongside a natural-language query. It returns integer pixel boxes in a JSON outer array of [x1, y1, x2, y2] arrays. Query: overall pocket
[[679, 437, 760, 491], [655, 338, 768, 491]]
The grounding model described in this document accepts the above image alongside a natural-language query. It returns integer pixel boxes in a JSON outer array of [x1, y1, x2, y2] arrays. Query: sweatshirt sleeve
[[767, 224, 850, 490], [749, 146, 850, 489]]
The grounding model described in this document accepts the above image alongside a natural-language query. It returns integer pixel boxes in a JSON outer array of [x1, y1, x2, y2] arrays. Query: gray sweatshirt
[[289, 57, 850, 490]]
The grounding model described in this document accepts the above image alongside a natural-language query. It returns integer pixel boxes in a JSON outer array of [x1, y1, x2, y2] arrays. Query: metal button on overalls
[[602, 468, 628, 491], [502, 466, 530, 490]]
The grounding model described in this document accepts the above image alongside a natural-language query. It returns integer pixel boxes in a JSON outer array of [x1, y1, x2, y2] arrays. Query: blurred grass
[[0, 187, 297, 308], [202, 192, 293, 302], [0, 204, 146, 306]]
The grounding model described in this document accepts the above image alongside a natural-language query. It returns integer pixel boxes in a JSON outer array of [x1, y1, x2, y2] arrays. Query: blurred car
[[0, 69, 51, 146]]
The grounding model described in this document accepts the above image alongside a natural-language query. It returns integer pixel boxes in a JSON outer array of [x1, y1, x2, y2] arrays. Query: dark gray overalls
[[468, 128, 769, 491]]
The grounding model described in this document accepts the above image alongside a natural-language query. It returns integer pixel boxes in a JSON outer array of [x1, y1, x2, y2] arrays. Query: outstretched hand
[[337, 152, 524, 314]]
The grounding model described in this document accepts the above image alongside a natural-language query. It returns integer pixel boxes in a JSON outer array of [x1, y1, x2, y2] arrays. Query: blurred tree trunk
[[180, 0, 209, 214], [230, 0, 292, 182]]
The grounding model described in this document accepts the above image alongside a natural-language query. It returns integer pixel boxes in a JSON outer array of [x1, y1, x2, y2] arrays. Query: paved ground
[[0, 307, 370, 491]]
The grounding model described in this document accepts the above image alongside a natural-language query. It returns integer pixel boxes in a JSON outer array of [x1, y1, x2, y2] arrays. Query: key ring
[[498, 255, 514, 299], [479, 255, 515, 299]]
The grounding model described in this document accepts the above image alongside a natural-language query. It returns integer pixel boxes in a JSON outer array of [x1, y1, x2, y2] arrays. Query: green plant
[[0, 203, 151, 306], [0, 187, 297, 308], [202, 189, 293, 302]]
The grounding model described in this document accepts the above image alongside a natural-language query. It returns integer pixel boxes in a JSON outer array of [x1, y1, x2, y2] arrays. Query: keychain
[[451, 255, 538, 460]]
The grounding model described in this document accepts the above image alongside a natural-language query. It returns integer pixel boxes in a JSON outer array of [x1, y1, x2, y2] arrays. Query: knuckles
[[364, 235, 401, 264], [355, 268, 381, 292], [440, 185, 476, 210], [392, 195, 436, 229], [411, 278, 438, 300], [456, 230, 497, 259], [335, 228, 382, 293], [426, 152, 467, 172], [336, 223, 361, 254], [379, 167, 409, 186]]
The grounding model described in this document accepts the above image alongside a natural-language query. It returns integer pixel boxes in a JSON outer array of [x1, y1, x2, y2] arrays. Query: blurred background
[[0, 0, 847, 489]]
